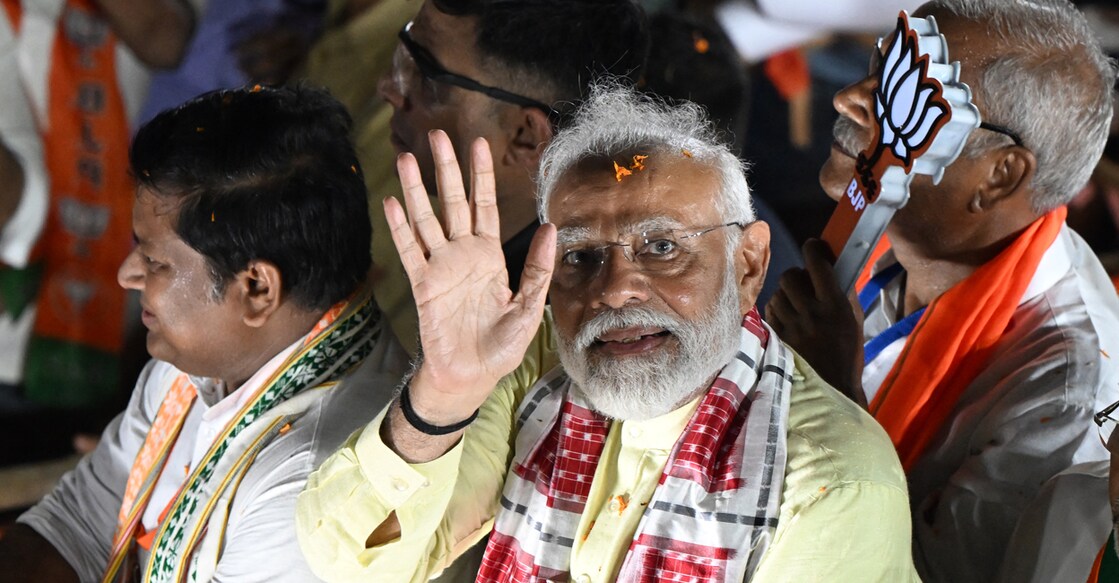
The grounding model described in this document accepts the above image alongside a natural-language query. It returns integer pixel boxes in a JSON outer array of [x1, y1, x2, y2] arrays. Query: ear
[[499, 106, 554, 173], [234, 260, 284, 328], [734, 221, 771, 314], [971, 146, 1037, 213]]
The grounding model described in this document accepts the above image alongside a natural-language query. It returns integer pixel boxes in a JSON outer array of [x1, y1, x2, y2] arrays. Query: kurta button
[[392, 478, 409, 492], [575, 575, 591, 583]]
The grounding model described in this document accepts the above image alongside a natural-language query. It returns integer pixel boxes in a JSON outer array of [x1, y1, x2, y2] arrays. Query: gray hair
[[536, 81, 754, 226], [927, 0, 1117, 211]]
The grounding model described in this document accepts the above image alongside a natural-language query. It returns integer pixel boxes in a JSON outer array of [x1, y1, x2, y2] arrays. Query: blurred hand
[[767, 238, 867, 408], [234, 24, 311, 85]]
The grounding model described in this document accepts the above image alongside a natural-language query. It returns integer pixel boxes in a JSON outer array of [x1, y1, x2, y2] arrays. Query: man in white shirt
[[768, 1, 1119, 581], [0, 85, 407, 582]]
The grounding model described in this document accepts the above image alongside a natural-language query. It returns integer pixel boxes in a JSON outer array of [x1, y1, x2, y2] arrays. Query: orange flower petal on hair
[[211, 212, 215, 222], [251, 84, 262, 93], [614, 161, 633, 182], [630, 154, 648, 171], [351, 165, 357, 174], [693, 33, 710, 54], [681, 149, 693, 158]]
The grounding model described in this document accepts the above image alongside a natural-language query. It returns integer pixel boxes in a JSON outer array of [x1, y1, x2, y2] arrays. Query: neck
[[219, 308, 323, 391], [890, 215, 1040, 315]]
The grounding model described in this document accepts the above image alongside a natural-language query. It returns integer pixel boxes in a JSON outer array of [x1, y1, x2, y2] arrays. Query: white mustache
[[573, 307, 681, 352]]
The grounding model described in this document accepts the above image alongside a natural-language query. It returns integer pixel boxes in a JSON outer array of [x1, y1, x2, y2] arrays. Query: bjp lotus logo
[[856, 14, 952, 199], [820, 11, 975, 292]]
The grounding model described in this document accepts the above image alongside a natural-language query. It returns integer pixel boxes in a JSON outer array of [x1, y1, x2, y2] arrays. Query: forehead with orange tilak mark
[[549, 151, 724, 232]]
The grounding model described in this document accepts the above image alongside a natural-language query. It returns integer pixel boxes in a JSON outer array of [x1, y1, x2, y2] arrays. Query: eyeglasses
[[1095, 399, 1119, 449], [553, 222, 745, 287], [394, 21, 560, 120], [867, 37, 1026, 148]]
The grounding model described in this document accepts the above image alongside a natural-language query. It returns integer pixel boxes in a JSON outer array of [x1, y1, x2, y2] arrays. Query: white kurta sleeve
[[17, 360, 167, 581]]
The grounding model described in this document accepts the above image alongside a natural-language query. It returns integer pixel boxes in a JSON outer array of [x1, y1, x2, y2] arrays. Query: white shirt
[[140, 341, 298, 531], [861, 225, 1119, 582], [19, 321, 410, 581]]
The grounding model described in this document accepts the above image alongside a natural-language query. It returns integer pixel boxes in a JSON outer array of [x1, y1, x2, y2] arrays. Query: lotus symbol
[[871, 23, 949, 170]]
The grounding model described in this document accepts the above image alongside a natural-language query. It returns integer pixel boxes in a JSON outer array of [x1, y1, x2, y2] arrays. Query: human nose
[[117, 249, 144, 291], [833, 75, 876, 129], [377, 47, 408, 110], [588, 246, 649, 310]]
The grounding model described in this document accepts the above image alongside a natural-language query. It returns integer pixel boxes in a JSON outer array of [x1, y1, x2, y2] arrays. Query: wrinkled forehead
[[547, 151, 723, 231], [910, 7, 998, 72]]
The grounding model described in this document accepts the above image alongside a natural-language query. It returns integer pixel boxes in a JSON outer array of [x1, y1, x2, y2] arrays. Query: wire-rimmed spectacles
[[553, 222, 745, 287]]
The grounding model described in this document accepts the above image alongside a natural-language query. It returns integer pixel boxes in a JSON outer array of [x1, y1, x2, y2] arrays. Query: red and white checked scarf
[[479, 309, 792, 582]]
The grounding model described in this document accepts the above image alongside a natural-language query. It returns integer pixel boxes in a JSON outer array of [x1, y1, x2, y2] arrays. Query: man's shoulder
[[783, 353, 908, 503], [987, 232, 1119, 404]]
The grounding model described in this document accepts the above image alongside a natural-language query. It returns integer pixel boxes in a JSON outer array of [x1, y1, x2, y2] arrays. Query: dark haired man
[[0, 85, 408, 582], [370, 0, 650, 350]]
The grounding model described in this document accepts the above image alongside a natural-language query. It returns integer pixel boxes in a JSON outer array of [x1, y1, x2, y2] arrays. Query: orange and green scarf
[[0, 0, 134, 407], [102, 293, 381, 582]]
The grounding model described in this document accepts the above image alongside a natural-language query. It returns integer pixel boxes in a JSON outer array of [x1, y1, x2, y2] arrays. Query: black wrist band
[[399, 384, 479, 435]]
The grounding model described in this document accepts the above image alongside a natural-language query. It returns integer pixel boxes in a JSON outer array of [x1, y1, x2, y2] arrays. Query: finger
[[776, 268, 815, 314], [513, 223, 556, 316], [470, 138, 500, 240], [802, 239, 843, 300], [765, 288, 790, 334], [429, 130, 471, 240], [384, 196, 427, 283], [398, 151, 446, 253], [395, 153, 430, 256]]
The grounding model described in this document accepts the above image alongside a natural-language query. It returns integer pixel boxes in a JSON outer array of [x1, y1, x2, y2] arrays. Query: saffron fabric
[[868, 209, 1067, 469], [861, 225, 1119, 582], [0, 0, 165, 401]]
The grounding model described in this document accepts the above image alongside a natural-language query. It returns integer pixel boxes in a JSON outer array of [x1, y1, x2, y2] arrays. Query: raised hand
[[385, 130, 556, 429], [767, 239, 867, 408]]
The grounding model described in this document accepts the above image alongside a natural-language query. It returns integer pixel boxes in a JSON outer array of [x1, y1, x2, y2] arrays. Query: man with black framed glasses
[[769, 1, 1119, 581], [368, 0, 649, 354]]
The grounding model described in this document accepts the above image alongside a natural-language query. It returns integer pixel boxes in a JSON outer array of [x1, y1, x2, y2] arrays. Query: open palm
[[385, 131, 555, 421]]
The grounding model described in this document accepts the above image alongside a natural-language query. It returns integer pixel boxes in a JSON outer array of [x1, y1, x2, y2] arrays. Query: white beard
[[555, 271, 742, 420]]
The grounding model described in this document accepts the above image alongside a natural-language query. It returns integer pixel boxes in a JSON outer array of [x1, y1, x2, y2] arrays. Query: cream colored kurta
[[297, 318, 919, 583]]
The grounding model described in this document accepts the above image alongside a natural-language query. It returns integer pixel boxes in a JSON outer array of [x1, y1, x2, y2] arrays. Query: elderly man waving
[[297, 84, 918, 582]]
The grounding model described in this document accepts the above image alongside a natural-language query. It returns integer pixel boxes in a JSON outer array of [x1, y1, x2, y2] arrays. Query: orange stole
[[2, 0, 134, 406], [866, 208, 1067, 469]]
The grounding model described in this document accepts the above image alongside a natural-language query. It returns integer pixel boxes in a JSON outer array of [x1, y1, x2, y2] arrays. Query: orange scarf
[[865, 208, 1067, 469], [1, 0, 134, 407]]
